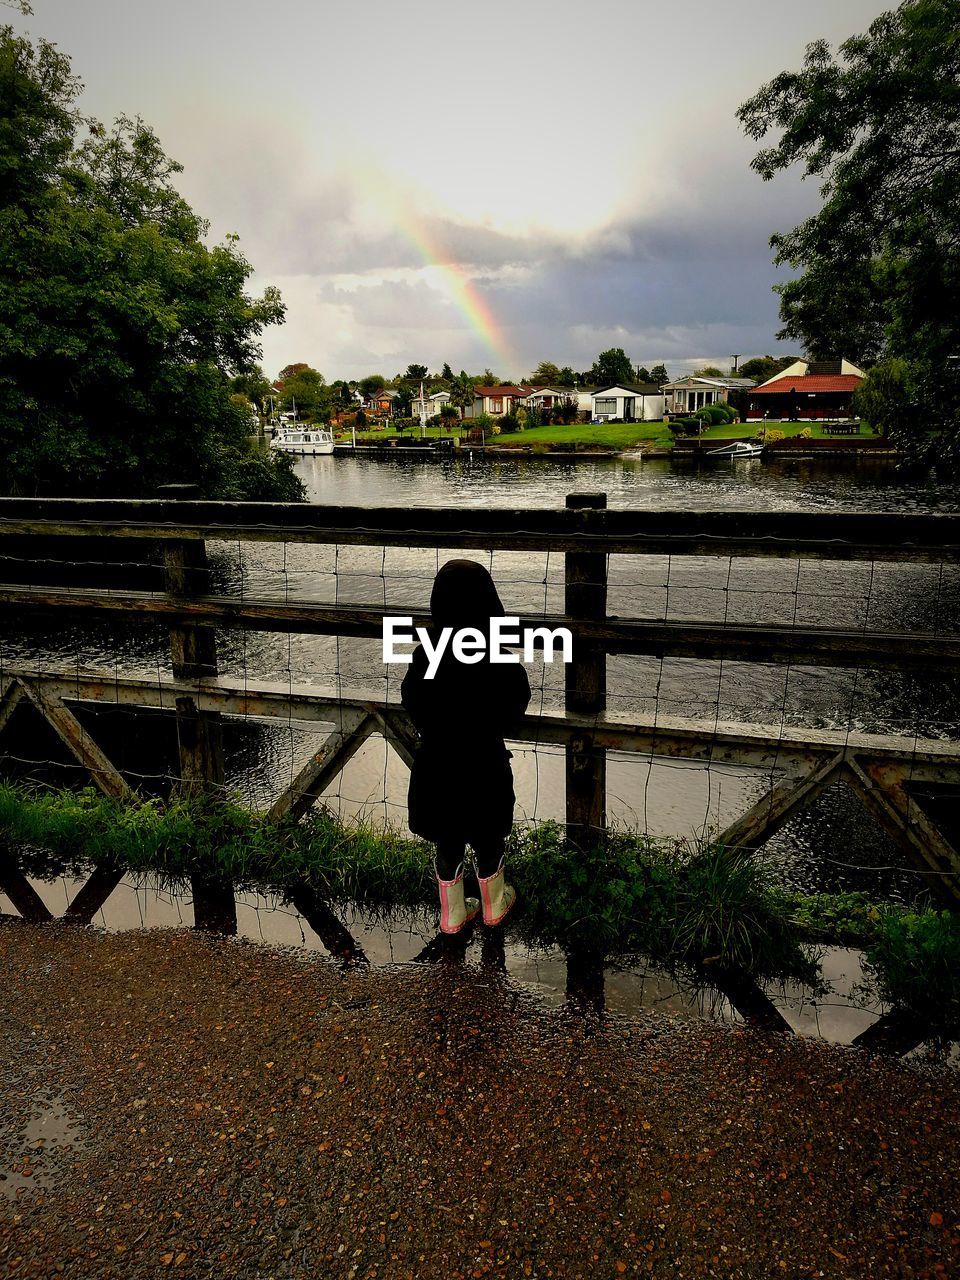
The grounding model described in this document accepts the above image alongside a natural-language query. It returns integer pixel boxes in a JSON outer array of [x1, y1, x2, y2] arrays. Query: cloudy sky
[[21, 0, 889, 382]]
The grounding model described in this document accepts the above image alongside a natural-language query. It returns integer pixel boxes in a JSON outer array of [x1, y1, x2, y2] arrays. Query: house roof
[[474, 385, 531, 397], [663, 376, 756, 390], [591, 383, 663, 396], [752, 374, 863, 395]]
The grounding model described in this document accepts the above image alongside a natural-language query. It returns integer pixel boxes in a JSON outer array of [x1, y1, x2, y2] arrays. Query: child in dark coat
[[400, 560, 530, 932]]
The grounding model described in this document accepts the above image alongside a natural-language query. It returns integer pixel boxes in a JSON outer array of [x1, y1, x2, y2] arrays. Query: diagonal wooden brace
[[845, 755, 960, 906], [18, 683, 133, 801], [268, 710, 375, 822], [717, 751, 846, 854], [0, 678, 24, 737]]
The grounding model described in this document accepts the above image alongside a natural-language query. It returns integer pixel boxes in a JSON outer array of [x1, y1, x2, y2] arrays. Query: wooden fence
[[1, 493, 959, 951]]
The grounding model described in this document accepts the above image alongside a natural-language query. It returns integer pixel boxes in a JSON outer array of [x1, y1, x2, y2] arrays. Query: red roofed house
[[464, 385, 533, 418], [747, 359, 866, 421]]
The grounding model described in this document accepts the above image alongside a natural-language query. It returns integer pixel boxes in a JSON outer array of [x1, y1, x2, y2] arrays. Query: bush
[[498, 413, 522, 433], [523, 405, 543, 429], [864, 910, 960, 1030], [799, 427, 813, 439], [764, 428, 786, 443]]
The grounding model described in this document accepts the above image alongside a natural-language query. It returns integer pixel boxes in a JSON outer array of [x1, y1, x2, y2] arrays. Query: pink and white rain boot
[[477, 857, 517, 927], [435, 861, 480, 934]]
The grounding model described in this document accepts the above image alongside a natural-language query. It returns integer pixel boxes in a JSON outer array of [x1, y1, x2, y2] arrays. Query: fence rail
[[1, 493, 959, 930]]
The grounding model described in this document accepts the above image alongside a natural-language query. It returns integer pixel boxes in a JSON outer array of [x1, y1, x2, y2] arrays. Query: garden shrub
[[864, 909, 960, 1030]]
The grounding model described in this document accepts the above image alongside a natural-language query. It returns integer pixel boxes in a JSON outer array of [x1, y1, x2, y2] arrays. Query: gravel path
[[1, 920, 958, 1279]]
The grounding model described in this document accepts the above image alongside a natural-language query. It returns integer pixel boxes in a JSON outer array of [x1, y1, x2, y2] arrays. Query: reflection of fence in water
[[1, 495, 960, 981]]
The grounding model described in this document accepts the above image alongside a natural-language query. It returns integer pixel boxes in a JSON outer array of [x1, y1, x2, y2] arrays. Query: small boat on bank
[[270, 425, 335, 456], [705, 440, 765, 459]]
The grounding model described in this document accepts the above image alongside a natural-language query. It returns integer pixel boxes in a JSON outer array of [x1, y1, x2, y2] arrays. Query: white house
[[661, 375, 755, 414], [416, 389, 451, 417], [590, 383, 666, 422], [522, 386, 575, 411]]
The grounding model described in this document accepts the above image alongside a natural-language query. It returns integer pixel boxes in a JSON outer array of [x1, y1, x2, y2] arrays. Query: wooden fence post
[[564, 493, 608, 851], [158, 484, 235, 935]]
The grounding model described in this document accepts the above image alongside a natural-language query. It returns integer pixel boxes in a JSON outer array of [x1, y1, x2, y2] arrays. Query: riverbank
[[2, 922, 957, 1280]]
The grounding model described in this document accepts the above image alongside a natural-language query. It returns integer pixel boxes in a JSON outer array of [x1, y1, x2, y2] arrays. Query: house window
[[594, 398, 617, 416], [490, 397, 503, 413]]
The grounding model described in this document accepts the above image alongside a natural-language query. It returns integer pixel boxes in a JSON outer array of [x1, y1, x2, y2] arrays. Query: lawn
[[699, 420, 878, 440], [347, 421, 674, 449], [481, 421, 673, 449]]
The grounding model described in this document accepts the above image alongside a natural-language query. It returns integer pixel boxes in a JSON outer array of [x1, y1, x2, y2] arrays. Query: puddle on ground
[[0, 1093, 86, 1201], [5, 872, 960, 1065], [1, 872, 913, 1051]]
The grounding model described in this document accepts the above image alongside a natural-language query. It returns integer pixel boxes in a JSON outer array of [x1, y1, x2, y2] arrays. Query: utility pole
[[731, 354, 742, 373]]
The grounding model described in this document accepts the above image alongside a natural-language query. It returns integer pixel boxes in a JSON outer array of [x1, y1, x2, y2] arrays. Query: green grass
[[8, 782, 954, 1019], [491, 422, 673, 449], [699, 421, 879, 440], [346, 422, 673, 449]]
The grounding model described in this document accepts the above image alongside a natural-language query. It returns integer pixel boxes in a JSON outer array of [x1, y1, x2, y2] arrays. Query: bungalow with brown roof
[[746, 359, 866, 420], [464, 385, 532, 418]]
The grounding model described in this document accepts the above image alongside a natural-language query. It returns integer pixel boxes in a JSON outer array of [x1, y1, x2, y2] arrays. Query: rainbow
[[352, 164, 516, 374], [396, 215, 517, 375]]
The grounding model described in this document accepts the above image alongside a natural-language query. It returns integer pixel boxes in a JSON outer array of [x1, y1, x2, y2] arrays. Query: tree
[[634, 366, 651, 383], [737, 355, 799, 383], [449, 371, 476, 420], [649, 363, 669, 386], [394, 384, 413, 416], [403, 363, 428, 382], [440, 362, 454, 382], [852, 358, 914, 439], [693, 366, 723, 377], [279, 365, 328, 422], [230, 366, 272, 416], [359, 374, 385, 402], [738, 0, 960, 458], [589, 348, 634, 386], [0, 27, 301, 500], [556, 366, 577, 387], [528, 360, 561, 385]]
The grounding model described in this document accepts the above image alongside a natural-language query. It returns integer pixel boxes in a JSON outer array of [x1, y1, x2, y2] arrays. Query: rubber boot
[[436, 861, 480, 934], [477, 857, 517, 927]]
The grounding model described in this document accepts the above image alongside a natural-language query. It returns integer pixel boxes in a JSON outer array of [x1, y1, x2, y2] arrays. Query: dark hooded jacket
[[400, 560, 531, 844]]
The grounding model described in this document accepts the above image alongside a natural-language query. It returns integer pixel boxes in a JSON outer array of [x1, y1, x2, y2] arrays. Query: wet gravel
[[1, 920, 958, 1279]]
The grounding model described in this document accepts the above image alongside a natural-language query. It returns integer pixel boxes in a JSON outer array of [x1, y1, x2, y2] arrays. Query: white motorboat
[[269, 424, 335, 456], [705, 440, 765, 459]]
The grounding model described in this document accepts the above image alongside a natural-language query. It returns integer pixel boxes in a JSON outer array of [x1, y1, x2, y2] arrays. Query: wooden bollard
[[564, 493, 607, 853], [158, 485, 235, 935]]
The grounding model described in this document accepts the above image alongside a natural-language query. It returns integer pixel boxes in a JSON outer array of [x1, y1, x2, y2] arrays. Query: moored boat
[[705, 440, 765, 459], [270, 425, 335, 456]]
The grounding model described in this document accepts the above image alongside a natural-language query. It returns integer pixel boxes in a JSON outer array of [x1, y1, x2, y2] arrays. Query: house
[[464, 385, 532, 418], [416, 389, 451, 418], [522, 386, 575, 412], [367, 388, 400, 417], [590, 383, 666, 422], [576, 386, 602, 419], [746, 359, 866, 420], [662, 375, 756, 415]]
